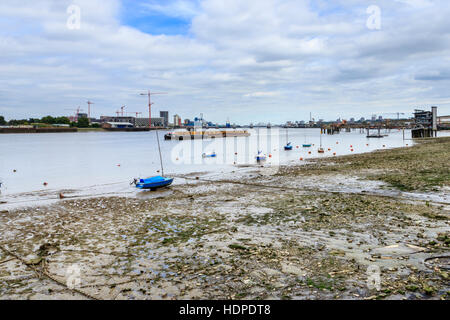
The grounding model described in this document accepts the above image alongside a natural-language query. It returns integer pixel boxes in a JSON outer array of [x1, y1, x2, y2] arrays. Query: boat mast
[[155, 130, 164, 177]]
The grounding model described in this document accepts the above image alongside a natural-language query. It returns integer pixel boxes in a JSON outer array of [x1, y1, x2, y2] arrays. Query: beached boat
[[284, 142, 293, 150], [202, 151, 217, 158], [134, 176, 174, 190], [302, 135, 312, 147], [318, 131, 325, 153], [255, 151, 266, 161], [284, 129, 293, 150], [133, 130, 174, 191]]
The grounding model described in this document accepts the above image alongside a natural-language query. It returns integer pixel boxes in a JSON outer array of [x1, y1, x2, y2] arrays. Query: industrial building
[[160, 111, 169, 127], [412, 106, 438, 138]]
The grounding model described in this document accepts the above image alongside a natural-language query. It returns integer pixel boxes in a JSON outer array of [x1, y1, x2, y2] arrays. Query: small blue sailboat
[[284, 142, 293, 150], [202, 151, 217, 158], [284, 129, 293, 150], [133, 130, 174, 191], [255, 151, 266, 162], [134, 176, 174, 190]]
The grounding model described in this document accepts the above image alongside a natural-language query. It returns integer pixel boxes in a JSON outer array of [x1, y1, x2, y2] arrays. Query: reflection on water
[[0, 128, 449, 197]]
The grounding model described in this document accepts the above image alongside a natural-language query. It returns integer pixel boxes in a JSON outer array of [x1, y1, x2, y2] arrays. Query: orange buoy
[[300, 157, 303, 161], [350, 145, 353, 148], [351, 149, 354, 152], [269, 154, 272, 158], [308, 151, 311, 154], [43, 182, 48, 186], [336, 142, 339, 144], [333, 152, 336, 156], [235, 152, 238, 155], [296, 146, 299, 149], [117, 164, 121, 167], [328, 148, 331, 151], [59, 193, 65, 199]]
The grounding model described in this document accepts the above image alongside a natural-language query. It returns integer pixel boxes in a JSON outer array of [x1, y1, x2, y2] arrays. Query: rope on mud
[[424, 255, 450, 270], [175, 175, 450, 206], [0, 244, 100, 300]]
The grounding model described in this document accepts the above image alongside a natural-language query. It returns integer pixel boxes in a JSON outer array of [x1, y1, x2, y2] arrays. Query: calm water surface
[[1, 128, 449, 196]]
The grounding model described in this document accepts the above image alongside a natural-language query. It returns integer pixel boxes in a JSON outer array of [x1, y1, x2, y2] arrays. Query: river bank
[[0, 138, 448, 300]]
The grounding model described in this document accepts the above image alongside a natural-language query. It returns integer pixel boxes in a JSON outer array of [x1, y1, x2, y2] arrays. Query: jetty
[[165, 129, 250, 140]]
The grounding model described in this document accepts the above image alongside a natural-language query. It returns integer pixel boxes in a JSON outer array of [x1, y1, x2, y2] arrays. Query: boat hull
[[135, 176, 174, 190], [302, 144, 312, 148], [284, 146, 293, 150]]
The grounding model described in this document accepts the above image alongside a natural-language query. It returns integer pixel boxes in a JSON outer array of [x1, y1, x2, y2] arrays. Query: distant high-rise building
[[160, 111, 169, 127], [174, 114, 182, 127]]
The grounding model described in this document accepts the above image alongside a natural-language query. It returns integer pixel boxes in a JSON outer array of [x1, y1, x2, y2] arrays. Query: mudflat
[[0, 137, 448, 300]]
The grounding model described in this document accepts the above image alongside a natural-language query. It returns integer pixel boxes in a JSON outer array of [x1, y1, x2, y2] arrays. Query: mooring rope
[[0, 244, 100, 300]]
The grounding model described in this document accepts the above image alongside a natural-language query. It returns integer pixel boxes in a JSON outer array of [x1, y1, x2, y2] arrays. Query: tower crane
[[140, 90, 167, 128], [87, 101, 94, 119]]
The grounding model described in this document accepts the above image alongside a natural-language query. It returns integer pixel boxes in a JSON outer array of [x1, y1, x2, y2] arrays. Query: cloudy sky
[[0, 0, 449, 124]]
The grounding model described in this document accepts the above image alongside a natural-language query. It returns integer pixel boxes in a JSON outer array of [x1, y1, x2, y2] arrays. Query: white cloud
[[0, 0, 449, 123]]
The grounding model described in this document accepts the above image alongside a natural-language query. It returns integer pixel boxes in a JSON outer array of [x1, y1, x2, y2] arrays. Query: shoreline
[[0, 137, 448, 300]]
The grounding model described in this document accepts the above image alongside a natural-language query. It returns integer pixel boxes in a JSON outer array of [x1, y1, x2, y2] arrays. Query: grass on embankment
[[279, 137, 450, 192]]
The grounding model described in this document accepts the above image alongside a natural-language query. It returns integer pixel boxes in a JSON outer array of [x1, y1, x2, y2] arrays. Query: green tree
[[55, 116, 70, 125], [0, 116, 6, 126], [41, 116, 56, 124], [8, 119, 28, 126], [77, 117, 89, 128]]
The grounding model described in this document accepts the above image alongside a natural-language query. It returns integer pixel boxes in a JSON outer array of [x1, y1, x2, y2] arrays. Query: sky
[[0, 0, 449, 124]]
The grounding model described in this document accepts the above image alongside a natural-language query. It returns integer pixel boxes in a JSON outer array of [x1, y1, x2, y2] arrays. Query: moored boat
[[134, 176, 174, 190]]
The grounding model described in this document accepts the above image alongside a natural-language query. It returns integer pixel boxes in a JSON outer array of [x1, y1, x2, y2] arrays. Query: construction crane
[[65, 107, 83, 122], [87, 101, 94, 119], [140, 90, 167, 128], [115, 106, 128, 117], [126, 112, 142, 118]]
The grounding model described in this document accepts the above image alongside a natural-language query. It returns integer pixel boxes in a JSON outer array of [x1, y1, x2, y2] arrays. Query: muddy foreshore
[[0, 138, 449, 300]]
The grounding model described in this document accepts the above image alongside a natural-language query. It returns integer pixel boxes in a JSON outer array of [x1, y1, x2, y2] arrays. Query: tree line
[[0, 115, 99, 128]]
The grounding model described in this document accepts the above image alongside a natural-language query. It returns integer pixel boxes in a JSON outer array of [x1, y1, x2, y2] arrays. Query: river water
[[1, 128, 449, 203]]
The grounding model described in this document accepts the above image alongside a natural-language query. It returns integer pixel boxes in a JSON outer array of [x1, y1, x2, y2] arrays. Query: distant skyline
[[1, 0, 450, 124]]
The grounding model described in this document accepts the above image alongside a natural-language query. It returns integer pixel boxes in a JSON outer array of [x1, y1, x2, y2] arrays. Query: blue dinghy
[[284, 142, 293, 150], [255, 151, 266, 162], [202, 151, 217, 158], [134, 176, 174, 190]]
